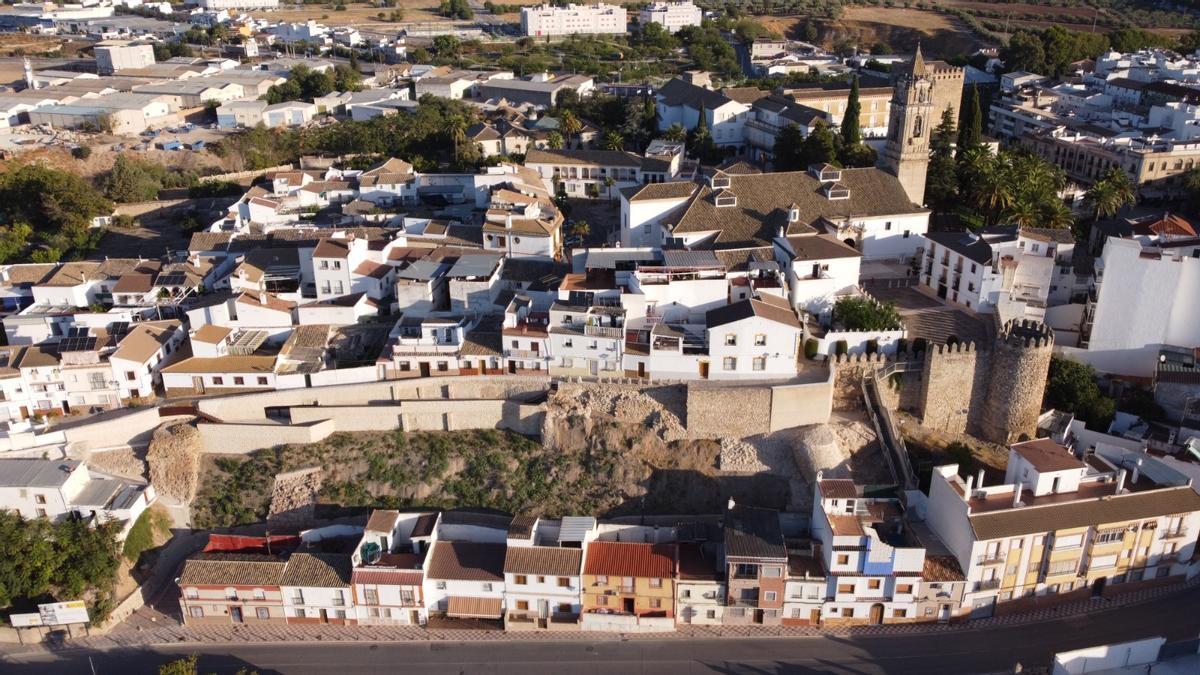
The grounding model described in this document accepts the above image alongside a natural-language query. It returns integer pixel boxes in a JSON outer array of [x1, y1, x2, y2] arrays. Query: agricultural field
[[760, 8, 987, 57], [261, 0, 543, 26]]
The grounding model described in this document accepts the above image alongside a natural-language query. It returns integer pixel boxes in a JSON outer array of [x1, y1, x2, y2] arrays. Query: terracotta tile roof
[[353, 260, 392, 279], [178, 553, 286, 586], [620, 181, 699, 202], [426, 541, 505, 582], [503, 546, 582, 577], [313, 239, 350, 259], [192, 324, 232, 344], [667, 169, 924, 249], [112, 272, 154, 294], [236, 292, 296, 314], [14, 346, 59, 369], [365, 509, 399, 533], [818, 479, 858, 499], [352, 568, 423, 586], [482, 218, 557, 237], [583, 541, 675, 579], [280, 552, 352, 588], [41, 262, 101, 287], [1020, 227, 1076, 244], [785, 234, 862, 261], [111, 321, 179, 363], [525, 148, 643, 167], [161, 355, 277, 374], [507, 514, 536, 538], [411, 513, 438, 537], [1011, 438, 1085, 473], [969, 486, 1200, 541], [922, 555, 965, 582], [706, 297, 800, 329], [446, 595, 503, 619], [0, 263, 58, 287]]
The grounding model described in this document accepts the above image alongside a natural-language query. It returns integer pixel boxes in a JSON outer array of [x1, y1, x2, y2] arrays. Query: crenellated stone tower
[[881, 46, 934, 207], [979, 319, 1055, 445]]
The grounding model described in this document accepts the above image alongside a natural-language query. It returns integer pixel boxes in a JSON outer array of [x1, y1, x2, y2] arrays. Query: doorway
[[623, 598, 635, 614], [589, 360, 599, 376], [419, 362, 431, 378], [410, 610, 421, 625], [753, 609, 764, 624], [699, 361, 709, 379], [320, 609, 329, 623], [192, 376, 205, 394], [637, 362, 645, 378], [938, 604, 951, 623], [1092, 577, 1107, 598], [61, 401, 70, 414], [230, 607, 243, 623], [869, 603, 884, 625], [19, 406, 29, 419], [810, 609, 821, 626], [508, 361, 517, 374]]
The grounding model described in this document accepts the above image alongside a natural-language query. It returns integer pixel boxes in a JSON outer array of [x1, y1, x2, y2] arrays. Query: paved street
[[5, 584, 1200, 674]]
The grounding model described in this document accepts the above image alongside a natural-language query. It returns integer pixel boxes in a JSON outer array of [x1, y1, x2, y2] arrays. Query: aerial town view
[[2, 0, 1200, 672]]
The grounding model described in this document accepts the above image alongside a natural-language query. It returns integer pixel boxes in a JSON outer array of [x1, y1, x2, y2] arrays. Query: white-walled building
[[703, 296, 802, 380], [94, 40, 155, 75], [422, 541, 507, 622], [0, 458, 155, 540], [656, 78, 751, 148], [520, 3, 628, 37], [638, 1, 701, 33], [108, 320, 184, 400], [280, 552, 355, 625], [502, 517, 584, 630]]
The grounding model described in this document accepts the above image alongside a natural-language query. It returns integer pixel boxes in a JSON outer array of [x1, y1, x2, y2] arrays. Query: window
[[1054, 533, 1084, 550], [896, 584, 913, 594], [764, 591, 777, 602], [893, 608, 908, 618], [256, 607, 269, 620], [837, 584, 854, 594], [868, 579, 881, 590], [1156, 566, 1171, 578], [225, 588, 237, 601], [752, 357, 766, 371], [706, 610, 717, 619], [1095, 529, 1124, 545], [836, 554, 849, 565], [436, 581, 446, 590], [1047, 560, 1078, 576], [292, 589, 304, 604], [596, 595, 608, 606], [557, 577, 570, 588], [336, 610, 346, 619], [125, 370, 137, 381], [257, 376, 269, 386], [233, 376, 244, 386], [34, 494, 46, 505], [649, 578, 662, 588], [514, 575, 527, 585], [185, 587, 199, 599], [754, 334, 766, 346], [516, 600, 529, 611], [762, 566, 781, 578], [213, 376, 224, 386], [884, 222, 892, 231], [253, 588, 265, 600], [723, 357, 737, 371], [649, 598, 662, 609], [482, 583, 493, 592], [725, 333, 737, 346], [189, 607, 204, 618], [35, 508, 47, 518], [364, 589, 378, 605], [557, 603, 572, 614], [841, 608, 853, 617], [596, 575, 608, 585]]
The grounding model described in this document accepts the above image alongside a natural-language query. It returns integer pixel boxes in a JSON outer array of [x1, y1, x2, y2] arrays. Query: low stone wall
[[62, 407, 174, 452], [196, 419, 336, 454], [686, 383, 773, 439]]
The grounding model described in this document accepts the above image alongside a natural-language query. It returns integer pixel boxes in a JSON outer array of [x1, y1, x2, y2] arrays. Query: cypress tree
[[841, 75, 862, 148], [957, 84, 982, 159]]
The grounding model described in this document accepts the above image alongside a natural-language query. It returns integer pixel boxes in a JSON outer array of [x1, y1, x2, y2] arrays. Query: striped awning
[[446, 596, 503, 619]]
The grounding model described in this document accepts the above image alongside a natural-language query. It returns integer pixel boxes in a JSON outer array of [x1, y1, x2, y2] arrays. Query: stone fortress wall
[[833, 319, 1055, 445]]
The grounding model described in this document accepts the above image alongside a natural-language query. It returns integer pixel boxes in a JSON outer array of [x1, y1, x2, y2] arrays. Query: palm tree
[[1083, 167, 1136, 220], [559, 110, 581, 148], [546, 130, 564, 149], [602, 131, 624, 151], [1004, 199, 1040, 228], [1039, 199, 1076, 230], [569, 219, 590, 242], [446, 115, 467, 164], [603, 175, 616, 199], [663, 123, 686, 142]]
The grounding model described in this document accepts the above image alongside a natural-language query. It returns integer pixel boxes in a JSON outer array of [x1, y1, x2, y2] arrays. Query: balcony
[[1161, 528, 1189, 541], [976, 554, 1006, 566], [975, 579, 1001, 591], [506, 349, 543, 359], [584, 324, 623, 339]]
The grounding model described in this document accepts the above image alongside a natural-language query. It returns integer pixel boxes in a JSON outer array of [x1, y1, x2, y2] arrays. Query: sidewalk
[[10, 575, 1195, 655]]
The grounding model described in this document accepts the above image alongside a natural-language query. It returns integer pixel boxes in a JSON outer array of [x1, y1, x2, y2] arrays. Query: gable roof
[[425, 541, 505, 581], [503, 545, 583, 577], [658, 77, 738, 112], [724, 504, 787, 561], [525, 148, 643, 168], [280, 552, 352, 588], [969, 486, 1200, 541], [583, 541, 675, 578], [178, 553, 287, 586], [667, 169, 924, 249], [924, 231, 993, 265], [111, 321, 178, 363], [784, 234, 862, 261], [706, 297, 801, 329]]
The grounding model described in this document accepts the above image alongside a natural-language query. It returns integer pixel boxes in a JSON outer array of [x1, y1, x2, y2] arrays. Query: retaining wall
[[197, 419, 336, 454], [63, 407, 180, 452], [768, 368, 835, 432], [686, 384, 773, 438]]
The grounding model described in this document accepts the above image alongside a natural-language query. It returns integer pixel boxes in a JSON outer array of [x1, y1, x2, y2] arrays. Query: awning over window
[[446, 596, 503, 619]]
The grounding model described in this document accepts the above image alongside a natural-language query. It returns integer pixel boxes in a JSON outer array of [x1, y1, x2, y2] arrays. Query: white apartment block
[[521, 3, 628, 38], [924, 438, 1200, 619], [638, 1, 701, 33]]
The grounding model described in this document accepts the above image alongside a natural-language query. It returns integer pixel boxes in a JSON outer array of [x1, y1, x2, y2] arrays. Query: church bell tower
[[881, 46, 934, 207]]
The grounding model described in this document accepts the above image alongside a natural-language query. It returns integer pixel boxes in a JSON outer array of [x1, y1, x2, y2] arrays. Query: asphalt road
[[6, 585, 1200, 674]]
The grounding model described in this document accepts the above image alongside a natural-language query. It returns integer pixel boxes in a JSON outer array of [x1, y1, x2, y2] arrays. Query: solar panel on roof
[[108, 321, 130, 336], [59, 337, 98, 352], [157, 272, 187, 286], [66, 326, 90, 338]]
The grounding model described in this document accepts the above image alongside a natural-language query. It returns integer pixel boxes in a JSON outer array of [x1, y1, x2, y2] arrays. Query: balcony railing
[[975, 579, 1001, 591], [506, 349, 543, 359], [1161, 528, 1189, 540], [976, 554, 1006, 566], [584, 325, 623, 339]]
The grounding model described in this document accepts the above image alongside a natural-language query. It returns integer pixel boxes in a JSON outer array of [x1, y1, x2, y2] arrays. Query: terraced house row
[[175, 438, 1200, 630]]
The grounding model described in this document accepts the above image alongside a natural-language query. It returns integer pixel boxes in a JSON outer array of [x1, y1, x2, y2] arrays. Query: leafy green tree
[[104, 155, 162, 202], [773, 123, 807, 171], [546, 131, 564, 149], [432, 35, 461, 58], [158, 655, 198, 675], [1083, 167, 1136, 220], [1002, 30, 1047, 74], [0, 512, 56, 607], [662, 123, 686, 142], [0, 222, 32, 263], [832, 296, 901, 331], [798, 120, 840, 169], [926, 108, 958, 212], [1045, 357, 1116, 430], [569, 219, 590, 240], [956, 85, 982, 160], [0, 162, 113, 254]]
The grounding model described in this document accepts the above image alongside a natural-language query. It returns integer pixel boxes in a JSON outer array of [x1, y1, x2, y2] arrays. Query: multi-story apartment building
[[581, 541, 676, 631], [524, 148, 653, 200], [723, 503, 789, 625], [520, 3, 627, 37], [925, 438, 1200, 619], [811, 477, 926, 625], [502, 516, 586, 630], [637, 1, 701, 33]]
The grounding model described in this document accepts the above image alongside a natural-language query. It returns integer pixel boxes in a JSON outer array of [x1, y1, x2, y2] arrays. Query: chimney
[[965, 475, 974, 493], [977, 468, 986, 489], [1116, 469, 1127, 493], [1012, 484, 1022, 508], [506, 214, 513, 229], [259, 291, 268, 305], [1132, 458, 1142, 485]]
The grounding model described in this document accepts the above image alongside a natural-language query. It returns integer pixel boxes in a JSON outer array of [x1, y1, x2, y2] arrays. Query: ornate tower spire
[[880, 48, 935, 206]]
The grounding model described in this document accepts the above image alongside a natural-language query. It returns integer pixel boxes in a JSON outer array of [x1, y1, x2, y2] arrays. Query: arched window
[[913, 115, 924, 139]]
